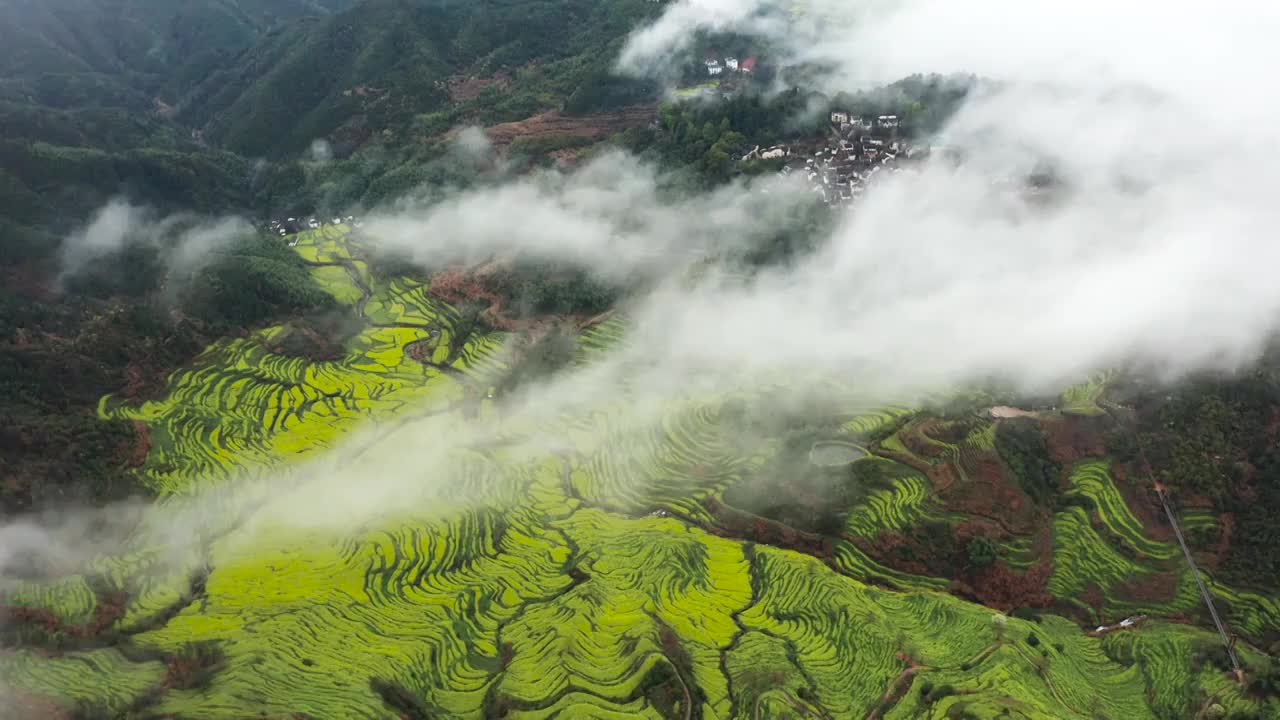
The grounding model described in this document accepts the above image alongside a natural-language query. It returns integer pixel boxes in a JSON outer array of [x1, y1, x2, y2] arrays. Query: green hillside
[[0, 0, 354, 100], [2, 227, 1277, 719], [0, 0, 664, 262], [179, 0, 663, 156], [2, 2, 1279, 718]]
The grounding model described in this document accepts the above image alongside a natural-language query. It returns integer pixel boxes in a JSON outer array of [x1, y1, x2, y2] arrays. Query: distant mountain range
[[0, 0, 661, 264], [0, 0, 351, 85]]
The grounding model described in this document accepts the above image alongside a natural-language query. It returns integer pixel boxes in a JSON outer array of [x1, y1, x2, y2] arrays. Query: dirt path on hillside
[[989, 406, 1039, 418], [477, 105, 656, 150]]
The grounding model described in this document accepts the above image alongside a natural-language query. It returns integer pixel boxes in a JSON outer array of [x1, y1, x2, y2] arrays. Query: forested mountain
[[179, 0, 662, 156], [0, 0, 353, 101], [0, 0, 663, 265], [0, 0, 667, 518], [3, 2, 1280, 718]]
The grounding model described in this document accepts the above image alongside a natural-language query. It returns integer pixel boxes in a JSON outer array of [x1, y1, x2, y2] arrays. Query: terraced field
[[3, 229, 1278, 719]]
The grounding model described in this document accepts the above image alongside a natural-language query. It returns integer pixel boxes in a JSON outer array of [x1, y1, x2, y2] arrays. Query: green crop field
[[3, 229, 1277, 719]]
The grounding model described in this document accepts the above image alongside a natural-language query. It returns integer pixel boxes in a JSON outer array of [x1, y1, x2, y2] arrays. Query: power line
[[1139, 445, 1243, 680]]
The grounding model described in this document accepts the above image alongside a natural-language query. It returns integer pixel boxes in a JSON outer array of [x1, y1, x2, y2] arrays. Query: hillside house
[[831, 111, 849, 124], [705, 59, 723, 76], [741, 57, 757, 73], [725, 57, 739, 71]]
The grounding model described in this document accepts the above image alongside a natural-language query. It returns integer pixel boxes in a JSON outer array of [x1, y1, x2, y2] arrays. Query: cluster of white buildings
[[267, 215, 364, 238], [704, 55, 756, 77], [829, 112, 901, 132], [750, 114, 923, 206]]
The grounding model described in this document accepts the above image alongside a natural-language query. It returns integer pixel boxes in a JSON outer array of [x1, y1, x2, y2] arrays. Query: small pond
[[808, 440, 867, 467]]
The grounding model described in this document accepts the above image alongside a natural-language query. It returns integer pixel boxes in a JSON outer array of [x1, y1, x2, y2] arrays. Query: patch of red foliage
[[121, 420, 151, 468], [956, 561, 1053, 612], [1, 589, 128, 640], [1079, 583, 1106, 615], [446, 72, 512, 103], [702, 497, 834, 560], [940, 457, 1039, 535], [1113, 570, 1179, 604], [1209, 512, 1234, 566], [1111, 466, 1175, 543], [925, 461, 962, 494], [479, 105, 655, 151], [426, 265, 516, 330], [120, 363, 147, 398], [856, 531, 932, 576], [901, 423, 946, 463], [951, 519, 1003, 545], [1041, 416, 1108, 463]]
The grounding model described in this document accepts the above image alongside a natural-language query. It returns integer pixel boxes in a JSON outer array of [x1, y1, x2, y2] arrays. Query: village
[[703, 54, 758, 77], [745, 111, 926, 206], [266, 214, 364, 242]]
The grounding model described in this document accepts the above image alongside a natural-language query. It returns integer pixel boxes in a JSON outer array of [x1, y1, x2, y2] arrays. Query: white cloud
[[14, 1, 1280, 678], [363, 150, 817, 280], [608, 0, 1280, 391], [452, 125, 494, 158], [308, 138, 334, 163], [58, 198, 150, 279], [58, 199, 254, 285]]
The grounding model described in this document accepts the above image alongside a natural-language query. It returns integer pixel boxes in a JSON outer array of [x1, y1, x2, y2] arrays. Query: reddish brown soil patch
[[1113, 570, 1180, 604], [990, 406, 1039, 418], [925, 461, 961, 493], [1028, 523, 1054, 561], [955, 562, 1053, 612], [120, 363, 147, 398], [866, 663, 920, 720], [1112, 467, 1174, 543], [1208, 512, 1234, 567], [265, 324, 346, 362], [920, 418, 971, 445], [1042, 415, 1108, 463], [1079, 583, 1106, 615], [479, 105, 656, 151], [446, 72, 512, 103], [122, 420, 151, 468], [427, 264, 515, 330], [2, 589, 128, 640], [405, 338, 433, 364], [940, 456, 1039, 535], [901, 420, 948, 463], [702, 497, 835, 563], [549, 146, 591, 168], [855, 532, 932, 576]]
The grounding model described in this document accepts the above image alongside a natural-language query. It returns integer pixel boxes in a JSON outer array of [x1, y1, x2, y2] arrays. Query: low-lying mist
[[7, 0, 1280, 681]]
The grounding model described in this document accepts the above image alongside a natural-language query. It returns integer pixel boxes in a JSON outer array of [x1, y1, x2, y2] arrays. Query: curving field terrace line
[[3, 229, 1277, 718]]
